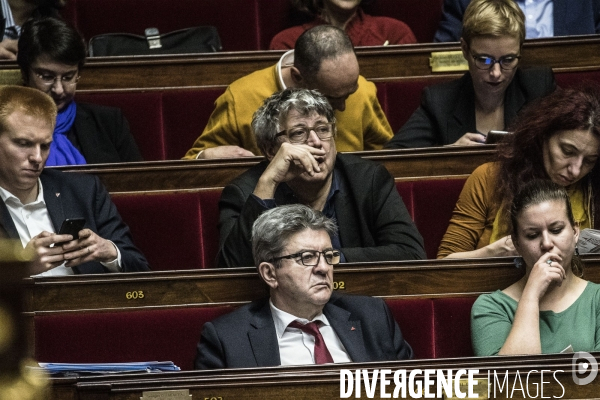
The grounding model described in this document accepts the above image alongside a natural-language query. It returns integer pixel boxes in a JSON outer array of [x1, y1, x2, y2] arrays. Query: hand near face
[[254, 142, 326, 199], [449, 132, 487, 146], [61, 228, 118, 268], [26, 231, 75, 275], [0, 39, 18, 60], [523, 253, 566, 301]]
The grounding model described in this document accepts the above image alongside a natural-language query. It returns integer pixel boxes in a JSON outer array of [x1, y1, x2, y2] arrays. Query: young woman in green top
[[471, 179, 600, 356]]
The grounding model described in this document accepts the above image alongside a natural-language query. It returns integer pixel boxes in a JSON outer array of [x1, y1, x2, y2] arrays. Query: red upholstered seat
[[62, 0, 259, 51], [382, 77, 455, 133], [161, 88, 225, 160], [34, 306, 234, 370], [362, 0, 445, 43], [555, 70, 600, 88], [34, 296, 476, 368], [432, 297, 476, 358], [411, 179, 466, 259], [111, 191, 202, 270], [384, 298, 434, 359], [75, 92, 165, 161]]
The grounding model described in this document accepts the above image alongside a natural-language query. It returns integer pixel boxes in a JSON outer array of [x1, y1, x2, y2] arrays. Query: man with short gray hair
[[218, 88, 425, 268], [195, 204, 413, 369]]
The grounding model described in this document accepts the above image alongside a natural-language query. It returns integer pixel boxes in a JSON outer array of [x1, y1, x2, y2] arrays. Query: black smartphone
[[56, 218, 86, 245], [485, 130, 510, 144]]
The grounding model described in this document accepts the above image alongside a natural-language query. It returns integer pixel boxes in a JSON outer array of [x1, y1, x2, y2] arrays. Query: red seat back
[[34, 305, 234, 370]]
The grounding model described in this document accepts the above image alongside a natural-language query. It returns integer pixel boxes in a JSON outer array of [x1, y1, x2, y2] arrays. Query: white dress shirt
[[270, 299, 352, 365], [517, 0, 554, 38], [0, 180, 121, 276]]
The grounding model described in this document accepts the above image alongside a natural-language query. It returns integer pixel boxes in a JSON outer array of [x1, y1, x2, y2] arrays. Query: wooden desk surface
[[54, 147, 496, 193], [49, 352, 599, 399], [1, 35, 599, 90], [24, 255, 600, 314]]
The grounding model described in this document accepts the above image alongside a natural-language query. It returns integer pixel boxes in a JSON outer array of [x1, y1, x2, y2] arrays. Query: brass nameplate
[[446, 378, 488, 399], [430, 51, 469, 72], [141, 389, 192, 399]]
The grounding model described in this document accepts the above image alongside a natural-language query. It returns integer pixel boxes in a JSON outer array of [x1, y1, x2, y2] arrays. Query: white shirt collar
[[276, 50, 295, 91], [0, 179, 44, 206], [269, 298, 330, 339]]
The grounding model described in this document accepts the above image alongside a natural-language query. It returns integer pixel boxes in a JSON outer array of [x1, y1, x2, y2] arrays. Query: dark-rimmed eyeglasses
[[471, 54, 521, 70], [275, 122, 335, 144], [271, 249, 341, 266], [33, 71, 80, 88]]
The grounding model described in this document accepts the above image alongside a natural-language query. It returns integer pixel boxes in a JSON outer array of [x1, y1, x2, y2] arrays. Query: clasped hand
[[27, 229, 118, 275], [254, 143, 326, 198]]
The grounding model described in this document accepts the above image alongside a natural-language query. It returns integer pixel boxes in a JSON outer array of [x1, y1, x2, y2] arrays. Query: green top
[[471, 281, 600, 356]]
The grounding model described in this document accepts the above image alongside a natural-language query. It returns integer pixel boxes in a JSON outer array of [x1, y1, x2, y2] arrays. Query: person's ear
[[573, 225, 580, 243], [460, 38, 469, 60], [258, 261, 278, 289], [263, 142, 279, 160], [290, 67, 304, 87]]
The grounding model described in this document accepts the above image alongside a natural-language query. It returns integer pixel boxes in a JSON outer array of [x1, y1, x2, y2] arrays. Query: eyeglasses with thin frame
[[275, 122, 335, 144], [471, 54, 521, 70], [33, 71, 80, 87], [271, 249, 341, 266]]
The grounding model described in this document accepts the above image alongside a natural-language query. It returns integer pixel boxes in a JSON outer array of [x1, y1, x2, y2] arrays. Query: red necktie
[[289, 320, 334, 364]]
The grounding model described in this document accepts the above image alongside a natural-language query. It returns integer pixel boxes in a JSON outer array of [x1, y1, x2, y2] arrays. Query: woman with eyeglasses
[[438, 86, 600, 259], [385, 0, 556, 149], [471, 179, 600, 356], [17, 17, 143, 166]]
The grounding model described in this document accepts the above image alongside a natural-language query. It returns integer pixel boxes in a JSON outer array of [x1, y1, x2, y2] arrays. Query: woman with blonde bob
[[387, 0, 555, 148], [471, 179, 600, 356]]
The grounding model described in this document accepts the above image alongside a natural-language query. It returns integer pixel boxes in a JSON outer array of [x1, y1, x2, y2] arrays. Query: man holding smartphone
[[0, 85, 149, 275]]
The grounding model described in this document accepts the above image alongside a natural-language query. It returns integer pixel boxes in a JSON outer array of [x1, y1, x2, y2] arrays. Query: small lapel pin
[[55, 193, 60, 197], [351, 327, 356, 331]]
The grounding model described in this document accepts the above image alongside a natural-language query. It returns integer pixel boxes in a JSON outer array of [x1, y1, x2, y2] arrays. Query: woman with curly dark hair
[[438, 86, 600, 258], [269, 0, 416, 50]]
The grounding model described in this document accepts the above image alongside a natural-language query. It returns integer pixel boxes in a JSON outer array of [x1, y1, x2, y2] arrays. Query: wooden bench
[[1, 36, 599, 89], [47, 353, 598, 399]]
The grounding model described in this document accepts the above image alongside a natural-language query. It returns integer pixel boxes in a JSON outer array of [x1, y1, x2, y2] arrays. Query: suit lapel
[[448, 74, 476, 140], [248, 301, 281, 367], [0, 200, 18, 239], [503, 70, 526, 128], [324, 302, 369, 362], [40, 173, 65, 232]]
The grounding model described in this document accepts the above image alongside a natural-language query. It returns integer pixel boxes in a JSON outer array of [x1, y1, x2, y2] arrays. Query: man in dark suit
[[0, 85, 149, 275], [218, 88, 425, 268], [195, 204, 413, 369]]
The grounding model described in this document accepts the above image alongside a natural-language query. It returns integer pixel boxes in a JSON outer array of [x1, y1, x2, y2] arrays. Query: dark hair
[[496, 85, 600, 228], [510, 179, 582, 276], [294, 25, 354, 81], [17, 17, 86, 81]]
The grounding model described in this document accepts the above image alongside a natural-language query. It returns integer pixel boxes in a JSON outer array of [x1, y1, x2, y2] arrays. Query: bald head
[[293, 26, 359, 111]]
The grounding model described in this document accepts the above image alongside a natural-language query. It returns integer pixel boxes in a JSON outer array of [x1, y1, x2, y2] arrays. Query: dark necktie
[[289, 320, 334, 364]]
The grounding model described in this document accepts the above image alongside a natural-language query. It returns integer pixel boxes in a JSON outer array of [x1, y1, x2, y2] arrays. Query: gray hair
[[251, 204, 338, 266], [252, 88, 335, 156]]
